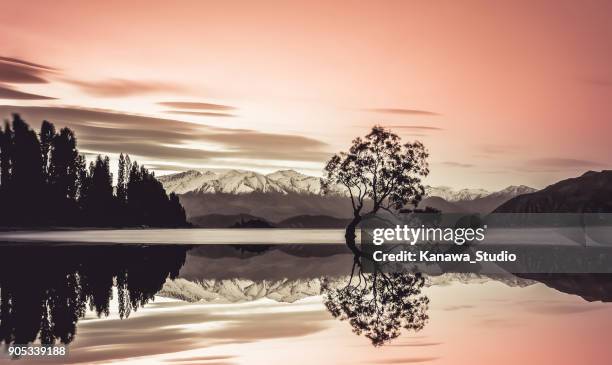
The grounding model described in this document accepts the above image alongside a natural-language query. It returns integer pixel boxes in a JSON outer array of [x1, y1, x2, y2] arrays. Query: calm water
[[0, 229, 347, 244], [1, 232, 612, 364]]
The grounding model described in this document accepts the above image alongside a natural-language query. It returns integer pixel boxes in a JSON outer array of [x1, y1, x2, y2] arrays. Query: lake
[[1, 233, 612, 364]]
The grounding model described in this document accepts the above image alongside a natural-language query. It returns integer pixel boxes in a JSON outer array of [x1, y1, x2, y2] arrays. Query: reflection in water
[[0, 245, 190, 345], [2, 242, 612, 364], [322, 255, 429, 346]]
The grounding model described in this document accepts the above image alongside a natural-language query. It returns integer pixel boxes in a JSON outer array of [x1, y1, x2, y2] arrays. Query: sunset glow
[[1, 0, 611, 189]]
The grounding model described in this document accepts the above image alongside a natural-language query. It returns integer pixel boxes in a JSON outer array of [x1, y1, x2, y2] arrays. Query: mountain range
[[495, 170, 612, 213], [158, 169, 537, 226]]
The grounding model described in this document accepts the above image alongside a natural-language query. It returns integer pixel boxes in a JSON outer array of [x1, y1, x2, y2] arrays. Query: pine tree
[[117, 153, 127, 204], [40, 120, 56, 182]]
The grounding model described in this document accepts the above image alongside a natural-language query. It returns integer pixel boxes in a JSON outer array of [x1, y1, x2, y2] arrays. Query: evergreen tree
[[0, 123, 11, 190], [50, 128, 79, 201], [39, 120, 56, 182], [10, 114, 45, 224], [117, 153, 127, 204], [0, 114, 188, 227]]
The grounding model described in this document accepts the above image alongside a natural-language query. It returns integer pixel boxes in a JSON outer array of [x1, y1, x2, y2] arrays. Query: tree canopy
[[0, 114, 187, 227], [321, 125, 429, 256]]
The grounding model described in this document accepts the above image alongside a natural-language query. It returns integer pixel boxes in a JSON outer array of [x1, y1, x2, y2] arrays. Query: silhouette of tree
[[321, 125, 429, 258], [322, 256, 429, 346], [0, 122, 11, 194], [0, 114, 188, 227], [39, 120, 56, 182], [8, 114, 45, 224], [117, 153, 128, 205], [0, 245, 190, 345], [50, 127, 80, 201]]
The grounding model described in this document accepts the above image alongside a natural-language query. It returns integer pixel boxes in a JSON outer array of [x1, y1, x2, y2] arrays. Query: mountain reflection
[[0, 245, 190, 346]]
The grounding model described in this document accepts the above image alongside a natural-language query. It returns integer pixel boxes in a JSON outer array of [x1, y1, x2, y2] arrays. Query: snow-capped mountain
[[424, 186, 490, 202], [158, 169, 326, 195], [159, 168, 534, 201], [158, 274, 536, 304], [159, 169, 538, 221], [488, 185, 537, 197]]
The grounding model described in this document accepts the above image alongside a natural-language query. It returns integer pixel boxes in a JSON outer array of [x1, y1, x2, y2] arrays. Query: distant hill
[[189, 214, 266, 228], [229, 218, 275, 228], [417, 196, 467, 213], [495, 171, 612, 213], [189, 213, 349, 228], [277, 215, 351, 228]]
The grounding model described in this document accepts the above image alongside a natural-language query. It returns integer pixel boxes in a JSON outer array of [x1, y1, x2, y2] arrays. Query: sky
[[1, 0, 611, 190]]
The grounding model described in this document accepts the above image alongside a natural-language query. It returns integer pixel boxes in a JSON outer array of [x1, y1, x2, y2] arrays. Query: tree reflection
[[322, 257, 429, 346], [0, 245, 189, 345]]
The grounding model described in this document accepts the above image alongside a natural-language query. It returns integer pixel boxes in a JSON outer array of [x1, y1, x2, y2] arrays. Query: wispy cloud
[[371, 357, 440, 364], [366, 108, 439, 116], [164, 110, 236, 118], [0, 56, 56, 83], [0, 105, 330, 165], [0, 84, 56, 100], [385, 125, 443, 131], [441, 161, 474, 168], [526, 158, 605, 169], [0, 56, 58, 71], [158, 101, 236, 111], [66, 78, 184, 97]]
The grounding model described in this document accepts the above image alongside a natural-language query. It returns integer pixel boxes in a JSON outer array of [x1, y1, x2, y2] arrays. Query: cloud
[[366, 108, 439, 116], [441, 304, 475, 310], [0, 56, 58, 71], [385, 125, 443, 131], [0, 62, 49, 84], [0, 105, 330, 165], [0, 84, 56, 100], [67, 78, 184, 97], [477, 144, 519, 156], [0, 56, 58, 84], [372, 357, 440, 364], [164, 110, 237, 118], [440, 161, 474, 168], [158, 101, 236, 111], [388, 342, 442, 347], [526, 158, 606, 169]]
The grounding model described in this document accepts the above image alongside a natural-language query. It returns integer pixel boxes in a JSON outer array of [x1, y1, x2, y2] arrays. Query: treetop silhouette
[[0, 113, 187, 227]]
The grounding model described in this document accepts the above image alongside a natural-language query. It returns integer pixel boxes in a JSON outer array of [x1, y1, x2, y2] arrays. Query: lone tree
[[321, 125, 429, 257]]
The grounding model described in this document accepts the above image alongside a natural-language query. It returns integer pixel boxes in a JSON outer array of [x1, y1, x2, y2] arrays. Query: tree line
[[0, 114, 188, 227]]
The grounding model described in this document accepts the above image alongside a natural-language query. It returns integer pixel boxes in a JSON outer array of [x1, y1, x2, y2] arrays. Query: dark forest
[[0, 114, 188, 227]]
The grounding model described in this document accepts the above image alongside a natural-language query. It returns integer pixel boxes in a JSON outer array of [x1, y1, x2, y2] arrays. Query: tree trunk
[[345, 214, 362, 258]]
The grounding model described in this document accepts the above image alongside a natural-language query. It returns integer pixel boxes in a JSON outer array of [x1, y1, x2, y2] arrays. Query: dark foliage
[[0, 245, 190, 345], [0, 114, 188, 227], [322, 260, 429, 346], [321, 125, 429, 258]]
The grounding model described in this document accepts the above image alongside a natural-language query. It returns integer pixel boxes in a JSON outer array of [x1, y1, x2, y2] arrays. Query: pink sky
[[1, 0, 611, 189]]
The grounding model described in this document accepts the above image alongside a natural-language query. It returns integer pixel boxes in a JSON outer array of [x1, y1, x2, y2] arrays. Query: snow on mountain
[[159, 169, 535, 202], [424, 186, 490, 202], [488, 185, 537, 197], [159, 169, 333, 195], [265, 170, 324, 195]]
